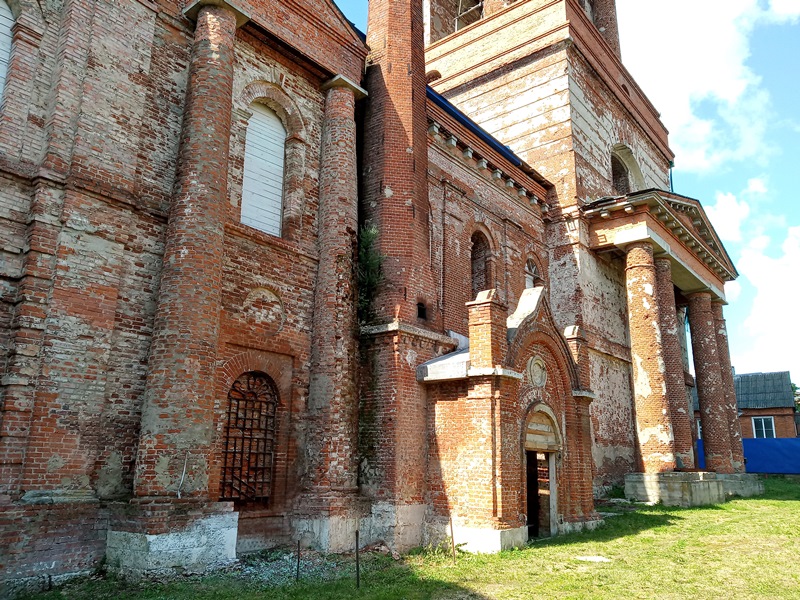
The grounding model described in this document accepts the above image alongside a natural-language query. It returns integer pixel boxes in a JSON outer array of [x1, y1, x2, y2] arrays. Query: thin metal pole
[[449, 516, 456, 564], [355, 530, 361, 589], [296, 539, 301, 582]]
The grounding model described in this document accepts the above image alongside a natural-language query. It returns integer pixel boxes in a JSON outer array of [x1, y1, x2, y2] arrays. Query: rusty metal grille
[[221, 371, 278, 504]]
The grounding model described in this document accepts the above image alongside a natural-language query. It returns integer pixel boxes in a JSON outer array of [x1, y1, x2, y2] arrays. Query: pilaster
[[625, 242, 676, 472]]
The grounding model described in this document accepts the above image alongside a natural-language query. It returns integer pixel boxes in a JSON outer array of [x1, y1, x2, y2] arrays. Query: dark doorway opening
[[526, 450, 551, 540]]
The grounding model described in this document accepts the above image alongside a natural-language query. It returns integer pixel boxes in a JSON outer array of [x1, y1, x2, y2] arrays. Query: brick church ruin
[[0, 0, 762, 591]]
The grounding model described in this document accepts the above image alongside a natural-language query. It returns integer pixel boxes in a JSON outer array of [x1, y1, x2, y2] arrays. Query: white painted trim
[[0, 1, 12, 99], [752, 415, 775, 439]]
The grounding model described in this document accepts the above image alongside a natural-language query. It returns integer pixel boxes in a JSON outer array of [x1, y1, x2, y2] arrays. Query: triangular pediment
[[242, 0, 367, 80], [651, 191, 738, 277], [582, 189, 739, 288]]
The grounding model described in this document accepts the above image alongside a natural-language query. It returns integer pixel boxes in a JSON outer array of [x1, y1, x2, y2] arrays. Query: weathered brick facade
[[0, 0, 750, 593]]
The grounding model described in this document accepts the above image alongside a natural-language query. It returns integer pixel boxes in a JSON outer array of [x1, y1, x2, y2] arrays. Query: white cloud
[[706, 191, 751, 242], [725, 280, 743, 303], [730, 226, 800, 376], [616, 1, 787, 174], [767, 0, 800, 20], [745, 177, 768, 195]]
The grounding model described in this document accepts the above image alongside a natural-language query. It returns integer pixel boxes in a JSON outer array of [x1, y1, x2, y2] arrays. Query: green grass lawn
[[24, 477, 800, 600]]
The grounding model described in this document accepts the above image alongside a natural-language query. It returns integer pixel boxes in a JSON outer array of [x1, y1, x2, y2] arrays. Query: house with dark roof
[[695, 372, 798, 440]]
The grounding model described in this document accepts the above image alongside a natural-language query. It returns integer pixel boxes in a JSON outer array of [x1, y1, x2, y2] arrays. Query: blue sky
[[335, 0, 800, 383]]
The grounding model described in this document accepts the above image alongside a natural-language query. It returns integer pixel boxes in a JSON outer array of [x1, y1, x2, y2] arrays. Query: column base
[[715, 473, 764, 498], [106, 499, 238, 579], [624, 472, 725, 507]]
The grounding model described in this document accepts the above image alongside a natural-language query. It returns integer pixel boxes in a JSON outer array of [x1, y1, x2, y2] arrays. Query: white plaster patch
[[633, 354, 651, 399]]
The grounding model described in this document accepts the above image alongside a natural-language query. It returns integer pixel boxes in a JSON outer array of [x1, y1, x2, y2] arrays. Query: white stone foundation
[[624, 472, 726, 507], [293, 514, 362, 553], [106, 512, 238, 578], [451, 525, 528, 553], [715, 473, 764, 498], [357, 502, 427, 551]]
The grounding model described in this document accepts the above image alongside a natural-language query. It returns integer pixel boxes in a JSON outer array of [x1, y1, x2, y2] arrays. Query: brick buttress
[[688, 292, 734, 474], [625, 242, 676, 472], [655, 257, 695, 469]]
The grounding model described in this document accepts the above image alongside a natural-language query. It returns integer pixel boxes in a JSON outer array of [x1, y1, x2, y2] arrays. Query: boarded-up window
[[471, 231, 490, 300], [241, 103, 287, 237], [0, 1, 13, 99], [220, 372, 279, 505]]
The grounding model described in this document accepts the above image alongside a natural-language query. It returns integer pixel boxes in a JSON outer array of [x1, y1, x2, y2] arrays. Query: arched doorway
[[523, 405, 561, 539]]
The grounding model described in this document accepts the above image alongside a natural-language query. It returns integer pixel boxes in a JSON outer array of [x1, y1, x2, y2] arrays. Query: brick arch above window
[[239, 80, 307, 141]]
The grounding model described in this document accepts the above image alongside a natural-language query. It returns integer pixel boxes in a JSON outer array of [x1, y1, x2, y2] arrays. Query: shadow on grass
[[21, 558, 491, 600], [526, 508, 684, 549]]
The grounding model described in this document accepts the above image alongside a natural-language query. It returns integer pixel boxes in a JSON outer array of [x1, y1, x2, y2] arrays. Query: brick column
[[590, 0, 622, 58], [134, 3, 239, 498], [687, 292, 734, 474], [625, 242, 676, 472], [711, 302, 745, 472], [307, 77, 365, 505], [655, 257, 695, 469]]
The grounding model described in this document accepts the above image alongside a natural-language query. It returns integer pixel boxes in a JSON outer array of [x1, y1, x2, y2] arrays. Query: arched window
[[0, 1, 13, 98], [241, 103, 287, 237], [525, 259, 543, 289], [220, 371, 279, 505], [471, 231, 491, 300], [611, 154, 630, 196]]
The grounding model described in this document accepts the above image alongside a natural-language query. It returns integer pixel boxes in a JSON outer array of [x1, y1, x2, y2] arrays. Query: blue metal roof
[[426, 86, 523, 168]]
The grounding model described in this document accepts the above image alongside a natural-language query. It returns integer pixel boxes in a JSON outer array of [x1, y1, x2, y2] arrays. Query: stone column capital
[[184, 0, 250, 27], [686, 290, 712, 303], [321, 75, 368, 100], [624, 240, 654, 254]]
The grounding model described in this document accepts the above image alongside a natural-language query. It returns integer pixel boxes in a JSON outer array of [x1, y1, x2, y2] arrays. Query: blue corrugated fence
[[696, 438, 800, 474]]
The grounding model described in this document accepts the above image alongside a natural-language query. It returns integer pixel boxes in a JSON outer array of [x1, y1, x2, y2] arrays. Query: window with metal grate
[[220, 371, 279, 505]]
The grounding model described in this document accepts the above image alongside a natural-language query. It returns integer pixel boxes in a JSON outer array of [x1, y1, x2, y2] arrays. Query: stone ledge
[[715, 473, 764, 498], [624, 472, 725, 507]]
